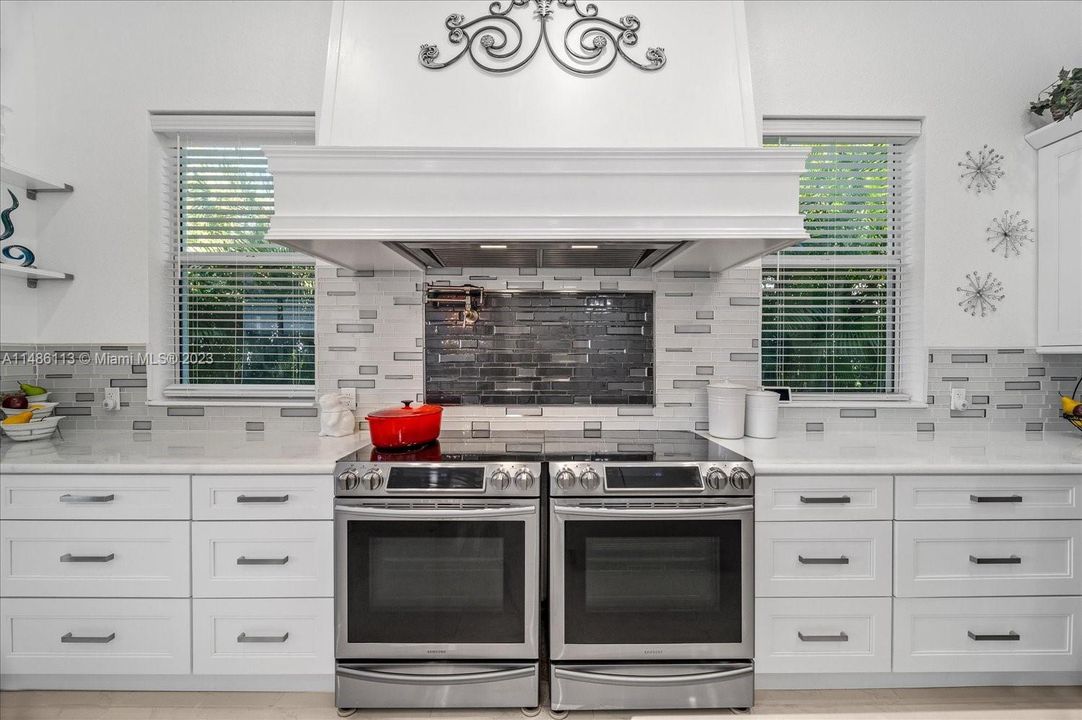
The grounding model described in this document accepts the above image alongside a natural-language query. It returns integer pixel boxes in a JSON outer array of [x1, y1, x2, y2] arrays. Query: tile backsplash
[[425, 291, 654, 407]]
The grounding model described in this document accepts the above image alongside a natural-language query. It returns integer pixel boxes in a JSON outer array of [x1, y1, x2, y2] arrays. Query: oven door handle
[[552, 504, 753, 519], [552, 665, 753, 686], [334, 504, 536, 520], [336, 665, 536, 685]]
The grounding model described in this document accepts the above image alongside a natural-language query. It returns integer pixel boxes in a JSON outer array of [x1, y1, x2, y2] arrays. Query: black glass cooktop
[[339, 430, 749, 464]]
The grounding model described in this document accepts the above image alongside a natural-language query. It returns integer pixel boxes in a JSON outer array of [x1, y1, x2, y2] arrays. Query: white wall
[[745, 0, 1082, 349], [0, 0, 331, 344]]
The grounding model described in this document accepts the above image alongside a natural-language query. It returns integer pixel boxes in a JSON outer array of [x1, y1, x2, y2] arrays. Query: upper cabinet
[[1027, 115, 1082, 353]]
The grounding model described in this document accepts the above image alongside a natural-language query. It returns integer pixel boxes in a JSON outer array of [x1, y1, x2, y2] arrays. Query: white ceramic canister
[[745, 390, 780, 439], [706, 381, 748, 439]]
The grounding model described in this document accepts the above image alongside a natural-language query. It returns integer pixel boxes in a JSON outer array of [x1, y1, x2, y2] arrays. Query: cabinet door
[[755, 597, 892, 674], [756, 475, 892, 521], [0, 474, 189, 520], [193, 598, 333, 675], [1037, 129, 1082, 349], [192, 475, 331, 520], [755, 521, 892, 597]]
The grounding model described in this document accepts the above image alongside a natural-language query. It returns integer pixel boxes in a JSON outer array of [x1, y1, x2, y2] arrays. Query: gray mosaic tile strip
[[394, 352, 423, 361], [694, 421, 709, 430], [730, 353, 759, 362], [337, 323, 374, 333], [941, 376, 969, 382], [358, 310, 378, 320], [997, 348, 1025, 354], [328, 346, 357, 352], [664, 292, 693, 298], [384, 374, 415, 380], [427, 268, 464, 276], [806, 422, 825, 432], [358, 366, 379, 375], [1028, 367, 1046, 376], [840, 408, 876, 418], [674, 325, 711, 334], [996, 403, 1024, 409], [338, 379, 376, 389], [75, 392, 95, 402], [696, 311, 715, 320], [519, 268, 538, 276], [950, 409, 987, 418], [599, 282, 620, 291], [971, 395, 990, 405], [594, 268, 631, 276], [1005, 381, 1041, 390], [674, 270, 711, 279], [245, 421, 265, 431], [616, 406, 653, 416], [132, 365, 147, 374], [327, 290, 356, 297], [729, 297, 760, 306], [133, 420, 153, 431], [916, 422, 935, 432], [673, 379, 710, 388], [336, 268, 375, 277], [56, 406, 92, 416], [110, 378, 147, 388], [393, 297, 422, 305], [1025, 422, 1045, 432], [951, 354, 988, 363], [99, 345, 129, 351], [696, 366, 714, 375], [665, 347, 693, 353]]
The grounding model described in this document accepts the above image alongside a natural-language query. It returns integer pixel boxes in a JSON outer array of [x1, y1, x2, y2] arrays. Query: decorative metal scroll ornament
[[419, 0, 666, 76], [0, 189, 34, 267]]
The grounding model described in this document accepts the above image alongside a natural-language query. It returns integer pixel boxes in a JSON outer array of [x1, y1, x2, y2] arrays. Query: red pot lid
[[367, 400, 443, 419]]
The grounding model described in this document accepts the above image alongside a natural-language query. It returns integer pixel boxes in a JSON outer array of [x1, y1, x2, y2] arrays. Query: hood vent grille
[[389, 241, 687, 270]]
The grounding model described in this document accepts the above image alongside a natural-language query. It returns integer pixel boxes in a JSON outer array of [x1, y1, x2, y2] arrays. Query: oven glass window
[[563, 519, 742, 644], [346, 520, 525, 644]]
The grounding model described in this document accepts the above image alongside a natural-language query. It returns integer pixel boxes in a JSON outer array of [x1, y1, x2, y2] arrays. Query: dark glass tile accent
[[507, 281, 543, 290], [694, 421, 709, 431], [132, 365, 147, 374], [1025, 422, 1044, 432], [673, 379, 709, 388], [519, 268, 538, 276], [664, 292, 693, 298], [996, 348, 1025, 354], [941, 376, 969, 382], [950, 409, 987, 418], [425, 291, 653, 406], [337, 323, 374, 333], [392, 297, 422, 305], [951, 353, 988, 363], [394, 352, 423, 361], [338, 379, 376, 388], [927, 395, 935, 404], [245, 421, 264, 431], [839, 408, 876, 418], [696, 311, 714, 320], [916, 422, 935, 432], [166, 406, 203, 416], [358, 310, 378, 319], [806, 422, 825, 432], [358, 365, 379, 375], [384, 374, 415, 380], [44, 373, 73, 379], [996, 403, 1024, 409], [427, 268, 464, 276], [674, 270, 711, 278], [1005, 381, 1041, 391], [729, 297, 759, 306], [971, 395, 990, 405], [55, 406, 92, 416], [75, 392, 95, 402], [110, 378, 147, 387], [594, 268, 631, 276], [674, 325, 710, 334], [1051, 376, 1079, 382], [665, 347, 693, 353], [280, 407, 318, 417], [329, 346, 357, 352], [599, 282, 620, 291], [336, 268, 374, 277], [730, 353, 759, 362], [133, 420, 153, 431], [99, 345, 129, 351], [326, 290, 356, 297], [1028, 367, 1046, 376], [696, 366, 714, 375]]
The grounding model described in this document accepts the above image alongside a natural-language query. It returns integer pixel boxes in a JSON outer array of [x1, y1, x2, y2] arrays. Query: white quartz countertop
[[0, 430, 369, 474], [703, 429, 1082, 475]]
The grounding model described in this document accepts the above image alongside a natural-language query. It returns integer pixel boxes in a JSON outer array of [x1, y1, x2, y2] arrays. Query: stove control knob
[[337, 469, 360, 491], [729, 467, 753, 491], [555, 469, 577, 490], [579, 469, 601, 491], [514, 470, 535, 491], [490, 469, 512, 491], [360, 469, 384, 491], [705, 467, 728, 490]]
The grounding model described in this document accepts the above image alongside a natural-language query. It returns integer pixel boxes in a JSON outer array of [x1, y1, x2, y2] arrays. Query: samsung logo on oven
[[426, 649, 448, 654], [643, 649, 664, 655]]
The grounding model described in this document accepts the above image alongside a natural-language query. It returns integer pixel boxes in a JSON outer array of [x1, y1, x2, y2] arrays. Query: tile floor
[[0, 687, 1080, 720]]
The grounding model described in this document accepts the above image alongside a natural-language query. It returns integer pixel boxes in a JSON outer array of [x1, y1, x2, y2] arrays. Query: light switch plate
[[340, 387, 358, 411], [950, 387, 968, 411]]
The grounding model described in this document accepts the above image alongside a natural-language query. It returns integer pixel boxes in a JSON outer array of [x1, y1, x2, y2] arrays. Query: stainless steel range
[[333, 439, 542, 712], [546, 431, 755, 712]]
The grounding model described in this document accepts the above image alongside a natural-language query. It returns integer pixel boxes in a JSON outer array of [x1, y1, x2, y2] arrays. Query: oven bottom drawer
[[550, 662, 754, 711], [335, 662, 538, 709]]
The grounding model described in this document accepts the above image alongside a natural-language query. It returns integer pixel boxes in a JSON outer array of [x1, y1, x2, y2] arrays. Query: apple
[[2, 394, 29, 410]]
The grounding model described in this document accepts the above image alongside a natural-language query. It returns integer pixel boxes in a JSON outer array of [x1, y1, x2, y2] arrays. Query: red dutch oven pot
[[365, 400, 443, 450]]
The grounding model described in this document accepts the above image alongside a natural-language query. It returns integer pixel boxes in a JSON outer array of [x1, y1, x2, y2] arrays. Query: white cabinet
[[0, 474, 189, 520], [895, 520, 1081, 597], [1028, 115, 1082, 352], [0, 520, 190, 597], [0, 598, 191, 675], [755, 475, 892, 521], [191, 520, 334, 598], [193, 598, 334, 675], [192, 475, 332, 521], [755, 520, 893, 597], [755, 597, 892, 674], [894, 596, 1082, 673], [895, 475, 1082, 521]]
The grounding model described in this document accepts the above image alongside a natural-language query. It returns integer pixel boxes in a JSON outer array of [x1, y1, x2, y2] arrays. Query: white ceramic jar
[[745, 390, 780, 438], [706, 381, 747, 439]]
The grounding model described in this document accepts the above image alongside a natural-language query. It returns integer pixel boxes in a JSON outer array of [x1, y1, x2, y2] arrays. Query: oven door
[[335, 498, 539, 660], [550, 498, 753, 661]]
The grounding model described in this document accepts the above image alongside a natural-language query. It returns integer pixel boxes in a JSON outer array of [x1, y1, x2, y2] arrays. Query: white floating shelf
[[0, 263, 74, 288], [0, 162, 74, 199]]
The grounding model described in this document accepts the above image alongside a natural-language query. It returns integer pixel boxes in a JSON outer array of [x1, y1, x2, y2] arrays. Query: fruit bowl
[[2, 402, 58, 419], [25, 392, 49, 403], [0, 415, 63, 442]]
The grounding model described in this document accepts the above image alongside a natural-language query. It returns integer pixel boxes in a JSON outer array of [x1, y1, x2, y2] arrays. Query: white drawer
[[895, 475, 1082, 520], [0, 597, 191, 675], [192, 475, 332, 521], [756, 475, 892, 521], [0, 521, 190, 597], [192, 521, 333, 598], [755, 597, 892, 674], [894, 520, 1081, 598], [193, 598, 333, 675], [893, 596, 1082, 673], [0, 474, 189, 520], [755, 521, 892, 597]]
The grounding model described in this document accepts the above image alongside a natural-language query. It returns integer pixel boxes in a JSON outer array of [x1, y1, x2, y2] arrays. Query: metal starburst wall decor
[[986, 210, 1034, 258], [957, 271, 1005, 317], [958, 145, 1005, 194]]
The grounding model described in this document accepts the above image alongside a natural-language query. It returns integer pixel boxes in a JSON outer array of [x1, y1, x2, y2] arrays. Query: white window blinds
[[761, 134, 915, 398], [165, 141, 315, 398]]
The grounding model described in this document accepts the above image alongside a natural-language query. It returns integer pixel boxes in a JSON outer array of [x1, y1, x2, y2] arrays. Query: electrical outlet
[[950, 387, 968, 411], [102, 387, 121, 412], [340, 387, 358, 411]]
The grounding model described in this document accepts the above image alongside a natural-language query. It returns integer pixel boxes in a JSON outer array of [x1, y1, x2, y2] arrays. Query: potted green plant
[[1030, 67, 1082, 122]]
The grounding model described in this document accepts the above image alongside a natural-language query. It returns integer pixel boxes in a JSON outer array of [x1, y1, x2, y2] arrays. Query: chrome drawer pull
[[970, 494, 1023, 503], [968, 631, 1020, 641], [969, 554, 1021, 565], [237, 632, 289, 643], [60, 553, 115, 563], [61, 632, 115, 644], [799, 495, 851, 504], [59, 494, 115, 503], [798, 555, 849, 565], [236, 556, 289, 565], [798, 631, 849, 642], [237, 494, 289, 503]]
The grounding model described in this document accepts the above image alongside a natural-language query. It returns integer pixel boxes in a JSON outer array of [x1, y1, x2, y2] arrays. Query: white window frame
[[760, 117, 927, 408], [147, 113, 318, 406]]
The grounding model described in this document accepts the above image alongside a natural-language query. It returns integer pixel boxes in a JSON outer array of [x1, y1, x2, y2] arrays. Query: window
[[155, 118, 316, 400], [761, 119, 920, 401]]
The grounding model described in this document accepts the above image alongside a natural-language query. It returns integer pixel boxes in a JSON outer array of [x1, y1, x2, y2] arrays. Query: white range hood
[[266, 0, 809, 272]]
